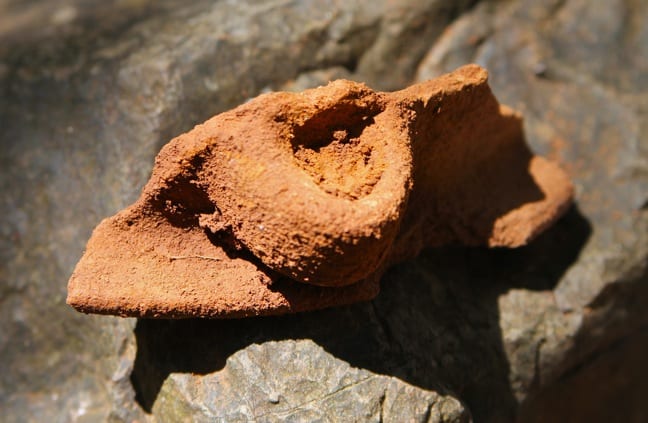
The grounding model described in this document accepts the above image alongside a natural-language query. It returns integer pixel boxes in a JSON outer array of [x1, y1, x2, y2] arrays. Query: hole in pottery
[[291, 104, 385, 200]]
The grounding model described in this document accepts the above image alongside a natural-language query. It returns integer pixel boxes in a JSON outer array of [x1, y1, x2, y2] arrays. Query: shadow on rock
[[131, 204, 591, 421]]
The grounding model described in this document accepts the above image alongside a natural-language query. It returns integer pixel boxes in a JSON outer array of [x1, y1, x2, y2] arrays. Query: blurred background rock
[[1, 0, 646, 421]]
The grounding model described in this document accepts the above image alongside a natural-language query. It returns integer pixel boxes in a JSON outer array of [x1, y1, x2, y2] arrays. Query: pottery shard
[[67, 65, 573, 318]]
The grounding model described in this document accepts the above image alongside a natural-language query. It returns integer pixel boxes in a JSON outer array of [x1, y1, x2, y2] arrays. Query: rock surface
[[67, 65, 572, 318], [150, 339, 468, 422], [1, 0, 646, 422]]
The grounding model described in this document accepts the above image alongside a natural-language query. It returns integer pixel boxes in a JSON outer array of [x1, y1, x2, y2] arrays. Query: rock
[[416, 0, 648, 420], [0, 1, 479, 421], [150, 339, 469, 422], [1, 0, 646, 422], [67, 65, 572, 318]]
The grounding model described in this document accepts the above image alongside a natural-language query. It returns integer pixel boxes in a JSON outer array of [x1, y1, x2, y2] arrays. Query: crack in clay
[[167, 255, 223, 262], [67, 65, 574, 318]]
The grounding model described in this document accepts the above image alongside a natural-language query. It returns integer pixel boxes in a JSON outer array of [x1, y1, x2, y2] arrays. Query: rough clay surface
[[1, 0, 647, 422], [67, 65, 572, 318]]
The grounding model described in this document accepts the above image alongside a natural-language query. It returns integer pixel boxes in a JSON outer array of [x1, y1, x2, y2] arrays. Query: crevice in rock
[[377, 390, 387, 422], [421, 401, 433, 423]]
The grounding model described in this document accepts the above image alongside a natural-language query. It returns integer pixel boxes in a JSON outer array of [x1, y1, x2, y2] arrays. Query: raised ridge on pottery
[[67, 64, 573, 318]]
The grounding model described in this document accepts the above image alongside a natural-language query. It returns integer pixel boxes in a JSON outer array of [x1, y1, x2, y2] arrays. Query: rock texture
[[1, 0, 647, 422], [67, 65, 572, 318], [150, 339, 468, 422]]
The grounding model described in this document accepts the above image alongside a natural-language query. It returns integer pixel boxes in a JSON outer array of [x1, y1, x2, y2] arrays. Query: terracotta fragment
[[67, 65, 573, 318]]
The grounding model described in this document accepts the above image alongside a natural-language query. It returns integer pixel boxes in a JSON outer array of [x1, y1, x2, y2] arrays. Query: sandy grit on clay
[[67, 64, 573, 318]]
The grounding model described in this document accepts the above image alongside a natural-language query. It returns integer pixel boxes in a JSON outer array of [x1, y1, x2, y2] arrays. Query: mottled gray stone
[[153, 340, 468, 422], [1, 0, 647, 422], [416, 0, 648, 419]]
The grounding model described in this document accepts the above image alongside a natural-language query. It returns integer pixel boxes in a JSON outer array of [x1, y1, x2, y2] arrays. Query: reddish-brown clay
[[67, 65, 573, 318]]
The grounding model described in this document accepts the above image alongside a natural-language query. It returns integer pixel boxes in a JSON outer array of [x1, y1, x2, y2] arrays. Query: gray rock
[[416, 0, 648, 419], [152, 340, 468, 422], [1, 0, 646, 422]]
